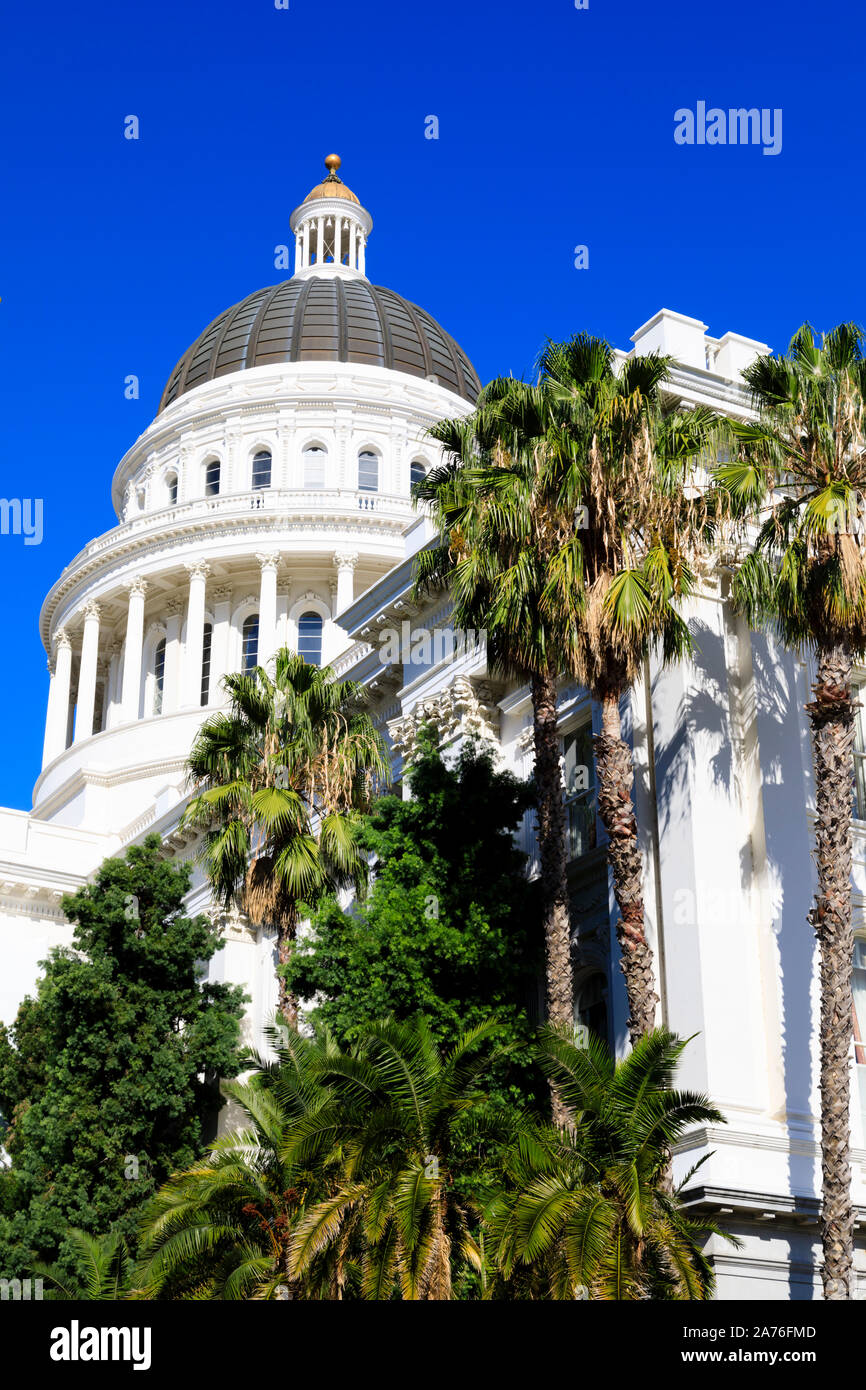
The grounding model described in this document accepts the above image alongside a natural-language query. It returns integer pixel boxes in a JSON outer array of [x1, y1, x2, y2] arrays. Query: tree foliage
[[287, 732, 542, 1105], [0, 836, 245, 1285]]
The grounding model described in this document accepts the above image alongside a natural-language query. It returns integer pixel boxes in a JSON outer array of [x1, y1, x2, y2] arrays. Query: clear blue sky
[[0, 0, 862, 810]]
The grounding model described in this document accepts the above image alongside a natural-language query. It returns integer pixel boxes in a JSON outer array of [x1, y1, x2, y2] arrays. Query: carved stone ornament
[[387, 676, 501, 760]]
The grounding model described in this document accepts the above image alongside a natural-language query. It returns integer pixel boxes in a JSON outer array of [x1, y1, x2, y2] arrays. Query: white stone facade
[[2, 160, 863, 1298]]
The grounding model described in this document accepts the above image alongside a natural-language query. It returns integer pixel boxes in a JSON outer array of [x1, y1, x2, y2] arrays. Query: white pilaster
[[183, 560, 210, 708], [257, 553, 281, 671], [42, 629, 73, 768], [121, 577, 148, 722], [334, 550, 358, 615], [163, 599, 184, 715], [74, 601, 101, 743], [209, 587, 233, 705]]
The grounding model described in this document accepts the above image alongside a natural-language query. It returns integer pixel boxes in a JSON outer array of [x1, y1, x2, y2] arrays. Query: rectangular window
[[854, 679, 866, 819], [200, 623, 212, 706], [854, 938, 866, 1138], [563, 721, 597, 860], [252, 452, 271, 490]]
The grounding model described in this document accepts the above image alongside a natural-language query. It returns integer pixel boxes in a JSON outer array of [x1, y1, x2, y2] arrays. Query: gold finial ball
[[324, 153, 341, 173]]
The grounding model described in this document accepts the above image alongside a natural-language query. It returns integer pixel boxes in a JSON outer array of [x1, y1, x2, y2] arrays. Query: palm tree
[[182, 649, 386, 1027], [713, 322, 866, 1300], [486, 1028, 734, 1299], [289, 1016, 501, 1300], [417, 340, 716, 1051], [32, 1229, 137, 1301], [138, 1027, 344, 1300]]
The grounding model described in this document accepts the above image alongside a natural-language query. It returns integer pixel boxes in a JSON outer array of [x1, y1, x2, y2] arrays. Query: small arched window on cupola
[[303, 445, 327, 490], [204, 459, 221, 497], [252, 451, 272, 490], [242, 614, 259, 673], [410, 460, 426, 491], [165, 472, 178, 507], [153, 638, 166, 716], [297, 611, 323, 666], [358, 450, 379, 493]]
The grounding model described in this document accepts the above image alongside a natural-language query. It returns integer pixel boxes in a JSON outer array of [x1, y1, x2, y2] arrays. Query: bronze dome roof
[[159, 277, 480, 412]]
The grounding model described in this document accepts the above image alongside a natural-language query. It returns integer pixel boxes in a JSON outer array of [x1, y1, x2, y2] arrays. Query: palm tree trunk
[[806, 642, 856, 1300], [530, 664, 574, 1127], [594, 693, 658, 1044]]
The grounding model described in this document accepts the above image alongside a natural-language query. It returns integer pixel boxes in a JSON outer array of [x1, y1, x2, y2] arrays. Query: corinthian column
[[42, 629, 73, 767], [74, 601, 101, 743], [120, 577, 148, 722], [182, 560, 210, 707], [256, 552, 281, 671]]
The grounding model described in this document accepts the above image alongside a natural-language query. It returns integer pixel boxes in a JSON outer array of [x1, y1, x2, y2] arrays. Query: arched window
[[297, 611, 323, 666], [574, 973, 608, 1046], [153, 637, 166, 716], [410, 461, 426, 490], [252, 451, 272, 490], [204, 459, 221, 497], [200, 623, 212, 706], [303, 445, 326, 489], [358, 450, 379, 492], [242, 614, 259, 673], [165, 472, 178, 506]]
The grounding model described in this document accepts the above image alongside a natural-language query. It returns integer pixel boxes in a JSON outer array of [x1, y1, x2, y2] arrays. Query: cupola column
[[121, 577, 148, 722], [42, 629, 73, 767], [349, 221, 357, 270], [257, 552, 281, 671], [334, 216, 342, 267], [182, 561, 210, 708], [316, 215, 325, 265], [302, 221, 310, 270], [74, 601, 102, 743], [358, 235, 366, 275]]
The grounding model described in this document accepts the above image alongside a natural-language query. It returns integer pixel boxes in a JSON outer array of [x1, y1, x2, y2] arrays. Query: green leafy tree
[[288, 732, 541, 1106], [713, 322, 866, 1299], [486, 1029, 735, 1299], [183, 649, 386, 1028], [0, 836, 245, 1283]]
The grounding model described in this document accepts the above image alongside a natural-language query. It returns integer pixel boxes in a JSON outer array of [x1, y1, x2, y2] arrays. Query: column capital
[[54, 627, 71, 651], [334, 550, 359, 572], [164, 597, 184, 617], [123, 575, 148, 598], [211, 585, 232, 603], [184, 559, 211, 581], [256, 551, 281, 574], [82, 600, 102, 623]]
